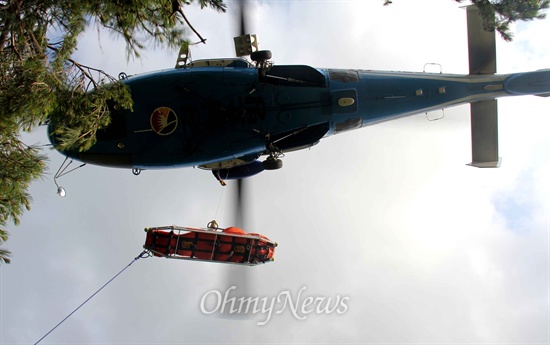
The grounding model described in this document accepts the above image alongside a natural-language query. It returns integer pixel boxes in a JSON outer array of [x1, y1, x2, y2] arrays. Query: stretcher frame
[[143, 225, 277, 266]]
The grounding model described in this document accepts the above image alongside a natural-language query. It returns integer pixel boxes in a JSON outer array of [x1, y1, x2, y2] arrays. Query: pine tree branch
[[173, 6, 206, 44]]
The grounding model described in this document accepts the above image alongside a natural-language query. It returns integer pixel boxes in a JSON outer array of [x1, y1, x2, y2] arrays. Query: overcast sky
[[2, 1, 549, 344]]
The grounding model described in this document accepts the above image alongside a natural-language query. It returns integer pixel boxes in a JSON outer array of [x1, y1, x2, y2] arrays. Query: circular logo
[[234, 245, 246, 253], [181, 241, 193, 249], [150, 107, 178, 135]]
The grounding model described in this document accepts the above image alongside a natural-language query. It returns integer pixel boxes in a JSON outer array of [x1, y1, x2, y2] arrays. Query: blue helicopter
[[49, 5, 550, 192]]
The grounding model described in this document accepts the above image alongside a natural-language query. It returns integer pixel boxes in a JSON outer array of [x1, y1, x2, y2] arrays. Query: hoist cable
[[34, 250, 151, 345], [212, 174, 228, 221]]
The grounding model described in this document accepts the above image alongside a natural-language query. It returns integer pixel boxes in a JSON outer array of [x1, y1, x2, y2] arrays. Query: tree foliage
[[0, 139, 46, 264], [383, 0, 549, 41], [0, 0, 226, 264]]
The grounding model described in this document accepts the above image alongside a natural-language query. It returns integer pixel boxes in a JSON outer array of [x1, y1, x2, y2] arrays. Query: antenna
[[56, 185, 66, 198], [53, 157, 86, 197]]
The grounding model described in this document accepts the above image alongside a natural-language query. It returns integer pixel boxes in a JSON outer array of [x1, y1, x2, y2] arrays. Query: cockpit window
[[329, 70, 360, 83], [334, 117, 362, 134], [96, 109, 126, 141], [262, 65, 326, 87]]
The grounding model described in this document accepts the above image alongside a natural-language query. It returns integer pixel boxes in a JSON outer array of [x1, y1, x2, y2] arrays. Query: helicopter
[[48, 4, 550, 192]]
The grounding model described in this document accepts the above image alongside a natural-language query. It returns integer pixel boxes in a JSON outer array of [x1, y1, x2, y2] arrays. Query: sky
[[2, 0, 550, 344]]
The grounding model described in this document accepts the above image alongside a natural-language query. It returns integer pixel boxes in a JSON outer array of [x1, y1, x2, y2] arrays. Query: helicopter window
[[188, 58, 250, 68], [334, 117, 362, 134], [96, 109, 126, 141], [329, 70, 360, 83], [262, 65, 326, 88]]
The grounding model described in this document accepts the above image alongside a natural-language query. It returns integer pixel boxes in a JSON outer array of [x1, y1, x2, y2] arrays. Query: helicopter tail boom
[[466, 5, 549, 168], [503, 70, 550, 96]]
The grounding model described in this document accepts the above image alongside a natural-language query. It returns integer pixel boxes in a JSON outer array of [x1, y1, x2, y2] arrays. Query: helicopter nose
[[47, 123, 85, 161], [47, 123, 58, 147], [48, 118, 133, 168]]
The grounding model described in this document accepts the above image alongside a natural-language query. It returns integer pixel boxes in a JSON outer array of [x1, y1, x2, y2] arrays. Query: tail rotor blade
[[465, 5, 500, 168], [467, 5, 496, 75], [469, 99, 501, 168]]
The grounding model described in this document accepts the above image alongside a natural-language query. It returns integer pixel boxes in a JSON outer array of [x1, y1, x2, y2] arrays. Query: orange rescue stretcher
[[143, 225, 277, 266]]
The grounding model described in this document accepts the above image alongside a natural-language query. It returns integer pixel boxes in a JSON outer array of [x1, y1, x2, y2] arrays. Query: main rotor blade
[[218, 178, 251, 319], [233, 179, 250, 295], [235, 178, 244, 227], [238, 0, 248, 36]]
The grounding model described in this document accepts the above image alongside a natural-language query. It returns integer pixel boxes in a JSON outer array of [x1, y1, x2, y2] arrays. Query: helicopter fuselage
[[48, 60, 549, 174]]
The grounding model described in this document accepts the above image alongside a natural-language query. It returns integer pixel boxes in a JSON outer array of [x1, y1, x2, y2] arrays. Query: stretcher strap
[[251, 243, 272, 263], [174, 233, 220, 257], [209, 236, 252, 263], [191, 231, 198, 258], [169, 231, 175, 254], [241, 238, 252, 264], [149, 231, 174, 255]]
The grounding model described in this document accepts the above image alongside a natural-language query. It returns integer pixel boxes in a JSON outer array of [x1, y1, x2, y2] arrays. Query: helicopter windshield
[[262, 65, 326, 87], [96, 108, 126, 141], [328, 69, 360, 83]]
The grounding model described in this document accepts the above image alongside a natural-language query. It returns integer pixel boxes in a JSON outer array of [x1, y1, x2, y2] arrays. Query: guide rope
[[34, 250, 151, 345]]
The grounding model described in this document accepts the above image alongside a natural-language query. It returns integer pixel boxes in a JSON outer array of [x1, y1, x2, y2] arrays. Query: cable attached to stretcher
[[34, 250, 151, 345]]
